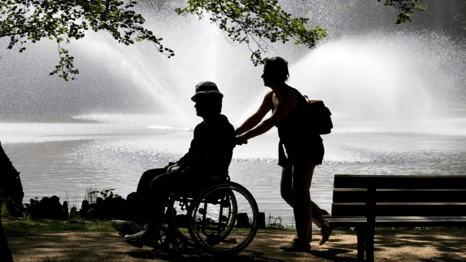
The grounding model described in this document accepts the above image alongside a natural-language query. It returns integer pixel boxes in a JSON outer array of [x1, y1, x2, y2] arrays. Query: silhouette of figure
[[0, 218, 12, 262], [0, 215, 13, 262], [113, 81, 236, 248], [0, 142, 23, 262], [235, 57, 332, 251]]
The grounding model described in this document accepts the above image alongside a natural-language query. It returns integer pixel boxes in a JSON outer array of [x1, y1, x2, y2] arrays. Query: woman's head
[[262, 57, 289, 86]]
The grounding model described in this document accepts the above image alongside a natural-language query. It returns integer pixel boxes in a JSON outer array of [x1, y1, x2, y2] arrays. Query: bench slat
[[328, 174, 466, 262], [332, 203, 466, 216], [333, 189, 466, 203], [323, 216, 466, 227], [323, 215, 466, 220], [334, 174, 466, 189]]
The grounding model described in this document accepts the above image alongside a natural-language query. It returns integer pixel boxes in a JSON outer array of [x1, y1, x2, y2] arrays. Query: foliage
[[1, 0, 428, 81], [265, 214, 294, 230], [1, 197, 23, 217], [0, 0, 173, 81], [88, 189, 122, 201], [82, 188, 130, 220], [1, 200, 10, 216], [378, 0, 426, 25], [23, 196, 67, 220], [175, 0, 327, 66]]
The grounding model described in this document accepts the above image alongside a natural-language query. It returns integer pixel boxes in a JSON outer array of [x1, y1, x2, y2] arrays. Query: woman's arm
[[237, 89, 299, 144], [235, 91, 273, 136]]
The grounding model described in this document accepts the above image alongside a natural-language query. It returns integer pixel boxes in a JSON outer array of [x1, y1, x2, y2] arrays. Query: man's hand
[[235, 135, 248, 146], [167, 163, 180, 172]]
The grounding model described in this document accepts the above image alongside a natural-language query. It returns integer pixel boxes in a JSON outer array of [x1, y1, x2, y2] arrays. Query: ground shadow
[[128, 248, 286, 262]]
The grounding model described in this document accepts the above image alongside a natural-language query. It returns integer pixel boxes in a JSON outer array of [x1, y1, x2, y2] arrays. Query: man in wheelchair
[[112, 81, 236, 248]]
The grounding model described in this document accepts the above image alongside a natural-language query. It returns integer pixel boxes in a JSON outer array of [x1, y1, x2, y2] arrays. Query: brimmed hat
[[191, 81, 223, 102]]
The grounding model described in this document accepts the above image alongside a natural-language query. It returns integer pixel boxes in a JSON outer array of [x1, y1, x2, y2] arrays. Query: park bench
[[322, 174, 466, 262]]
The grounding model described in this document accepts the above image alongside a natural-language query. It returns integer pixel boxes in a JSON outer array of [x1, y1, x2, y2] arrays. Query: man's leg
[[113, 168, 167, 234], [124, 168, 196, 247], [146, 169, 202, 234], [134, 168, 167, 224]]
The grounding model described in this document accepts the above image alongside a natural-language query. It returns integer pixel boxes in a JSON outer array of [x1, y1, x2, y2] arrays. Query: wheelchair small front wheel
[[188, 182, 259, 255]]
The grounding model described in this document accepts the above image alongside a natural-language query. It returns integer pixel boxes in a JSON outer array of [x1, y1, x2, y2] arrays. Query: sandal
[[280, 237, 311, 252]]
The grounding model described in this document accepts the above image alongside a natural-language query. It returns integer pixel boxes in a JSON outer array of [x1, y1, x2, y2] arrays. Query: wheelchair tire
[[187, 181, 259, 255]]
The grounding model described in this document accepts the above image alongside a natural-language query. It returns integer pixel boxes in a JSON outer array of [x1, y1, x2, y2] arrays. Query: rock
[[70, 207, 77, 218], [258, 212, 266, 229], [80, 200, 89, 217], [236, 213, 251, 228], [62, 201, 69, 220]]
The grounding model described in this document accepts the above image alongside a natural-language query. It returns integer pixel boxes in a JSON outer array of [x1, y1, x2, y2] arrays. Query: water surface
[[2, 114, 465, 227]]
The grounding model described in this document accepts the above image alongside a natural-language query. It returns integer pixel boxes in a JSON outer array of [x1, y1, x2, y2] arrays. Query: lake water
[[2, 114, 466, 228]]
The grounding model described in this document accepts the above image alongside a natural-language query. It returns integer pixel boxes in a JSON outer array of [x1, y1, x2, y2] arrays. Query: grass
[[2, 213, 293, 236], [4, 214, 466, 239], [2, 216, 114, 236]]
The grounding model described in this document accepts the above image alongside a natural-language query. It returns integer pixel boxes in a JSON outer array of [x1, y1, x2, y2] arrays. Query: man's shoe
[[124, 230, 146, 248], [111, 220, 143, 235], [124, 230, 161, 249], [280, 238, 311, 252]]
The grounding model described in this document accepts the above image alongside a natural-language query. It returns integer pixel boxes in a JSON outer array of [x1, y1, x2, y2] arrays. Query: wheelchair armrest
[[183, 167, 230, 181]]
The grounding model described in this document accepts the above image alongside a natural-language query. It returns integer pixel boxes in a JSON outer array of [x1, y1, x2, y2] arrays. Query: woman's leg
[[311, 201, 329, 229], [290, 161, 316, 242], [280, 166, 293, 207], [282, 160, 331, 241]]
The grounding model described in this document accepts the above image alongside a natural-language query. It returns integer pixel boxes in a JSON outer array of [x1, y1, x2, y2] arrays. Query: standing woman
[[235, 57, 332, 251]]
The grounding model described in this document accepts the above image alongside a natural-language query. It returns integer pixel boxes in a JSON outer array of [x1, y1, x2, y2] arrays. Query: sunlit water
[[2, 114, 465, 228]]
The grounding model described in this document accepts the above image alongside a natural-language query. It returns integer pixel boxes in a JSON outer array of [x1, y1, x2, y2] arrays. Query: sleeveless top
[[274, 87, 324, 167]]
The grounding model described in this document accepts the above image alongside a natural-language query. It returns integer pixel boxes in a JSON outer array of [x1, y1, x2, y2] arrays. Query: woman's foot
[[111, 220, 143, 236], [319, 227, 333, 245], [280, 237, 311, 252]]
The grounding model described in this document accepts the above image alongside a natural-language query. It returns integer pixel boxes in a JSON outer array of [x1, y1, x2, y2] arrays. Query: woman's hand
[[235, 135, 248, 146]]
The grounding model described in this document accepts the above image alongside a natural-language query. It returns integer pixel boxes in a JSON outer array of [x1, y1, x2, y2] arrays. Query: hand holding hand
[[167, 163, 180, 172]]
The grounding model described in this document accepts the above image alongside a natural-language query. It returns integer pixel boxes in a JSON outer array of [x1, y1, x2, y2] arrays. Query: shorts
[[278, 139, 324, 168]]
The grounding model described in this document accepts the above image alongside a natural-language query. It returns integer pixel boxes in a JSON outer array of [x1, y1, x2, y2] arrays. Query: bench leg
[[366, 226, 375, 262], [356, 226, 366, 261]]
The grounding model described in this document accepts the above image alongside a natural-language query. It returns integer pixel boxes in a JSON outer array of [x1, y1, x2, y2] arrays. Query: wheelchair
[[154, 175, 259, 255]]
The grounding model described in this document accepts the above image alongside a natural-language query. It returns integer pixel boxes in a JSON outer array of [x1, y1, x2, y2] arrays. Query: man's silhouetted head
[[192, 81, 223, 117]]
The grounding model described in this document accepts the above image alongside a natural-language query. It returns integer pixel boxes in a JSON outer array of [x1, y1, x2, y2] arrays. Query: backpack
[[303, 95, 333, 135]]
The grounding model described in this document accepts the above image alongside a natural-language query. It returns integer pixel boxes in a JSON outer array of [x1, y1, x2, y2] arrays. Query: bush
[[23, 196, 68, 220]]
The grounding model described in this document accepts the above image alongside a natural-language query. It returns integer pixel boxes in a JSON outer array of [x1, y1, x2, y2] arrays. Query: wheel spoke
[[188, 182, 259, 255]]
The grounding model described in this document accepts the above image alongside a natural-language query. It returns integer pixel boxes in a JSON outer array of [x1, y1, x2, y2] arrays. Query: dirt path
[[7, 229, 466, 261]]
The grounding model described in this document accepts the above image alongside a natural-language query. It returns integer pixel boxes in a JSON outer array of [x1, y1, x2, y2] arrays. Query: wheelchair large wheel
[[187, 182, 259, 255]]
